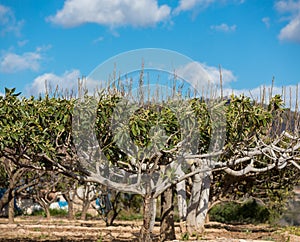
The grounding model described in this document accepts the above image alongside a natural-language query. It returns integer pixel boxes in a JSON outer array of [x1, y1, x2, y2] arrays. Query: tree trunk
[[176, 180, 187, 232], [150, 198, 156, 231], [195, 171, 211, 232], [45, 206, 51, 220], [81, 201, 90, 220], [160, 186, 176, 241], [68, 199, 75, 220], [186, 172, 202, 235], [140, 193, 154, 242], [186, 169, 211, 235], [8, 197, 14, 224], [0, 188, 12, 211], [63, 193, 75, 220]]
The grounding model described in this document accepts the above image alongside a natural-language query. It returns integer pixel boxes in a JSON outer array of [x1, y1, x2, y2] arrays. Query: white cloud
[[275, 0, 300, 14], [262, 17, 270, 28], [47, 0, 171, 28], [275, 0, 300, 43], [279, 15, 300, 42], [0, 47, 48, 73], [26, 70, 101, 96], [26, 70, 81, 96], [0, 4, 24, 36], [0, 52, 41, 73], [175, 62, 236, 91], [174, 0, 215, 14], [211, 23, 236, 32], [173, 0, 244, 14]]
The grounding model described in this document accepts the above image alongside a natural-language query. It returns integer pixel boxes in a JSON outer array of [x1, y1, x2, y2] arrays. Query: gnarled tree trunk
[[195, 171, 211, 232], [186, 172, 201, 235], [176, 180, 187, 232], [186, 167, 211, 235], [140, 193, 154, 242], [8, 197, 14, 224], [160, 186, 175, 241], [80, 201, 90, 220]]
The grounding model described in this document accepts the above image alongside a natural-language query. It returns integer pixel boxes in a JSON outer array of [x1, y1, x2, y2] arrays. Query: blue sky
[[0, 0, 300, 102]]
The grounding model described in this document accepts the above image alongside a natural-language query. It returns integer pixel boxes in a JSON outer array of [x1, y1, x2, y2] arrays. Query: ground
[[0, 217, 299, 242]]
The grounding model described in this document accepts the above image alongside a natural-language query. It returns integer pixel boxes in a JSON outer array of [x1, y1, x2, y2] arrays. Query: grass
[[31, 208, 68, 217], [117, 210, 143, 221], [283, 226, 300, 236]]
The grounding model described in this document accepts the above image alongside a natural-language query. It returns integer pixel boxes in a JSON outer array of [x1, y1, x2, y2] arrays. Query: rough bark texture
[[176, 180, 187, 232], [186, 166, 212, 235], [80, 201, 90, 220], [160, 186, 175, 241], [195, 171, 211, 233], [45, 206, 51, 220], [139, 194, 154, 242], [67, 199, 75, 220], [63, 190, 76, 220], [8, 197, 14, 224], [186, 172, 201, 235], [150, 198, 157, 231], [0, 188, 12, 212]]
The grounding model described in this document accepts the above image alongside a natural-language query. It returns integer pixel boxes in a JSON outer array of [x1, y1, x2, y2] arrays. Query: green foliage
[[224, 95, 274, 156], [0, 88, 75, 171], [283, 226, 300, 236], [0, 87, 298, 227], [31, 208, 68, 217], [181, 232, 189, 241], [117, 210, 144, 221], [209, 200, 271, 224], [49, 208, 68, 217]]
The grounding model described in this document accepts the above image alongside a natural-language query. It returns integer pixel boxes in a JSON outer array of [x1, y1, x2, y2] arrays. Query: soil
[[0, 217, 299, 242]]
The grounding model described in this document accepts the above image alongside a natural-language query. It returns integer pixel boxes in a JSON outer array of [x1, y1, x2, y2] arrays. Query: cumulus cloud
[[0, 46, 49, 73], [279, 16, 300, 42], [47, 0, 171, 28], [174, 0, 215, 14], [210, 23, 237, 32], [26, 70, 101, 96], [175, 62, 236, 91], [173, 0, 244, 14], [0, 4, 24, 36], [275, 0, 300, 14], [275, 0, 300, 43], [26, 70, 81, 96]]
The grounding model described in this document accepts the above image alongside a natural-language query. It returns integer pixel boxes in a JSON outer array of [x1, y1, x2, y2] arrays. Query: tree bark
[[150, 198, 156, 231], [160, 186, 175, 241], [68, 199, 75, 220], [140, 193, 154, 242], [63, 191, 76, 220], [186, 168, 211, 235], [0, 188, 12, 211], [8, 197, 14, 224], [81, 201, 90, 220], [176, 180, 187, 232], [45, 206, 51, 220], [186, 172, 201, 235], [195, 171, 211, 233]]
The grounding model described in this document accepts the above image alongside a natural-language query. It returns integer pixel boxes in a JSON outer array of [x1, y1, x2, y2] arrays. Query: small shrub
[[209, 199, 271, 224], [117, 210, 143, 221], [31, 209, 45, 216], [49, 208, 68, 217], [181, 232, 189, 241]]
